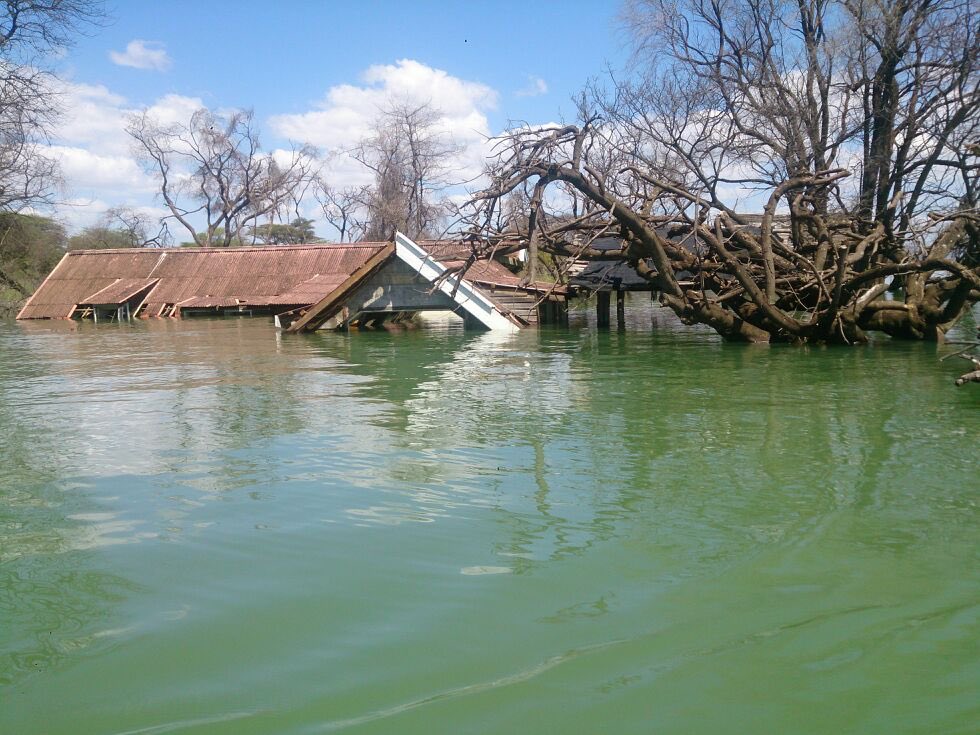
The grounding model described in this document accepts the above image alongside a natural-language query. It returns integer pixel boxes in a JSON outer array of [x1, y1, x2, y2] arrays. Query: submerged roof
[[80, 277, 159, 305], [570, 260, 657, 291], [19, 237, 564, 332], [17, 243, 390, 319], [568, 228, 702, 291], [417, 239, 562, 294]]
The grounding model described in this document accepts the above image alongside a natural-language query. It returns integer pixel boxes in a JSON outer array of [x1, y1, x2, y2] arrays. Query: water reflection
[[1, 310, 978, 724], [7, 314, 976, 557]]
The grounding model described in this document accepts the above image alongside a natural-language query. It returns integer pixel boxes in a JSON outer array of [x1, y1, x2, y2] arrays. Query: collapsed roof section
[[282, 233, 549, 332]]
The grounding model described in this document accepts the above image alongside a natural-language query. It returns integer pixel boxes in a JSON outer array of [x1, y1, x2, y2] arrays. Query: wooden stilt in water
[[616, 289, 625, 329], [597, 291, 610, 328]]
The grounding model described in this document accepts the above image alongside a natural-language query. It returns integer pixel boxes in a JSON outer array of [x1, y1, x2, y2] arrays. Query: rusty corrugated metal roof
[[18, 243, 390, 319], [441, 259, 523, 288], [439, 259, 564, 295], [271, 274, 348, 304], [417, 239, 563, 294], [79, 278, 160, 305], [418, 239, 525, 261], [417, 240, 476, 260]]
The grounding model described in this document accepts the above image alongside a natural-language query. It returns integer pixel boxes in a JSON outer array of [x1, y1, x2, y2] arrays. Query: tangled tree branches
[[458, 0, 979, 344], [128, 108, 318, 247], [0, 1, 105, 211]]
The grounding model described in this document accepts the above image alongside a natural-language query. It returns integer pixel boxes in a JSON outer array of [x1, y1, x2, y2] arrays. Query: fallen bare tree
[[458, 0, 979, 344], [953, 352, 980, 385]]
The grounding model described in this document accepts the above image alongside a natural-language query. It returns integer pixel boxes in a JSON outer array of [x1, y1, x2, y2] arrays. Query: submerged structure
[[17, 233, 566, 332]]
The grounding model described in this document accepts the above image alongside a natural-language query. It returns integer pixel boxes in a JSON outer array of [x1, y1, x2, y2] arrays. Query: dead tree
[[459, 0, 979, 344], [954, 354, 980, 385], [943, 327, 980, 385], [354, 101, 462, 240], [315, 181, 367, 243], [0, 0, 105, 211], [127, 108, 319, 247]]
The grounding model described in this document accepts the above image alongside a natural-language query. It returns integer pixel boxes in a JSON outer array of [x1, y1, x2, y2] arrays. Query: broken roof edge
[[284, 243, 396, 333], [79, 277, 161, 306], [15, 249, 73, 320]]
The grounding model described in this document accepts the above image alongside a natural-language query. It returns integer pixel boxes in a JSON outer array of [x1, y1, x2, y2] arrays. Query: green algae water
[[1, 305, 978, 734]]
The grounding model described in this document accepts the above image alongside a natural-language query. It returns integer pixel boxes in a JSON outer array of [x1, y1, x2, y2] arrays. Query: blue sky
[[48, 0, 631, 235]]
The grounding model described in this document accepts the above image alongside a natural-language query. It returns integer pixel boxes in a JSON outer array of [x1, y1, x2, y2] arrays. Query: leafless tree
[[127, 107, 319, 247], [461, 0, 979, 344], [67, 205, 171, 250], [314, 181, 367, 242], [0, 1, 104, 211], [354, 101, 462, 240], [101, 205, 170, 247], [942, 328, 980, 384]]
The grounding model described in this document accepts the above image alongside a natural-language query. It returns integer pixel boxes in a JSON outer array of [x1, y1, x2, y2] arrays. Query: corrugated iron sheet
[[18, 244, 390, 319], [270, 274, 348, 304], [79, 278, 159, 305], [418, 240, 476, 260], [440, 258, 563, 295], [419, 239, 525, 262], [174, 296, 245, 309]]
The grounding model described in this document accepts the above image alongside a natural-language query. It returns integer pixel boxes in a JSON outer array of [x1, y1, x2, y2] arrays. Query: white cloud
[[109, 40, 172, 72], [44, 145, 161, 231], [52, 81, 132, 155], [143, 93, 206, 127], [47, 146, 150, 191], [42, 79, 208, 231], [270, 59, 498, 189], [51, 79, 203, 154], [44, 61, 508, 237], [515, 76, 548, 98]]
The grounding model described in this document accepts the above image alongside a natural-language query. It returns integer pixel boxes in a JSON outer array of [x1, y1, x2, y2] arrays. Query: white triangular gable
[[393, 232, 521, 332]]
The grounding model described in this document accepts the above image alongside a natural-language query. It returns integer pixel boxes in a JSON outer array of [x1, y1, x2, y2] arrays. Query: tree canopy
[[0, 211, 65, 317], [247, 217, 318, 245], [461, 0, 979, 344]]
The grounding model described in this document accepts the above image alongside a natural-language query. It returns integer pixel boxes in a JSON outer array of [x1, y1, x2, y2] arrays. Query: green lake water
[[1, 303, 978, 734]]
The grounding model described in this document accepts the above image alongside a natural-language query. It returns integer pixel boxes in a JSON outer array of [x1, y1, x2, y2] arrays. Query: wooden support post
[[540, 300, 560, 326], [616, 289, 625, 329], [597, 291, 610, 328]]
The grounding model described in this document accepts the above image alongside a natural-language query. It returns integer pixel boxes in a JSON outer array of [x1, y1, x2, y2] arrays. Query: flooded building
[[17, 233, 567, 332]]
